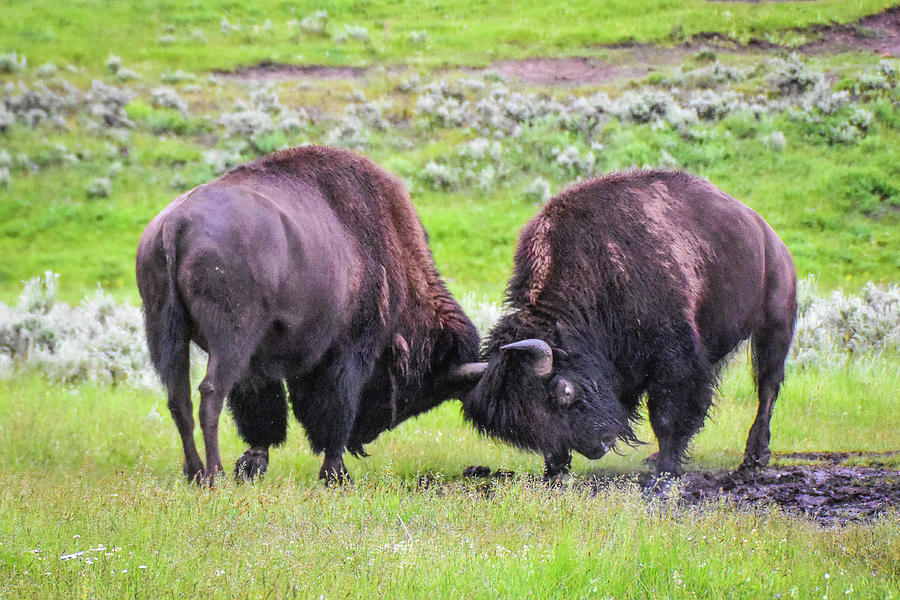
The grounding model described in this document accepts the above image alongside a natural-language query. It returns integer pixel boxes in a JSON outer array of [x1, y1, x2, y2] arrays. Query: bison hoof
[[646, 472, 681, 496], [319, 463, 352, 486], [463, 465, 493, 478], [235, 448, 269, 482], [183, 463, 204, 484], [739, 451, 770, 471]]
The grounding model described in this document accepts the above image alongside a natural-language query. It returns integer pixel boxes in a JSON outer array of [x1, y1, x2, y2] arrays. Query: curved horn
[[444, 362, 488, 384], [500, 339, 553, 378]]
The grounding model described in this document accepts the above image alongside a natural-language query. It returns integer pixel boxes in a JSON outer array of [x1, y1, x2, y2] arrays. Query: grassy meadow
[[2, 0, 900, 597]]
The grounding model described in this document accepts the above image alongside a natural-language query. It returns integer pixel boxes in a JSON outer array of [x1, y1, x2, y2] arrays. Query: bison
[[462, 170, 797, 479], [136, 146, 483, 484]]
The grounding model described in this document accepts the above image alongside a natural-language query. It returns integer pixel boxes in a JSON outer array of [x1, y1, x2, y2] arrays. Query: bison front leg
[[647, 378, 714, 477], [543, 451, 572, 482], [291, 353, 368, 486]]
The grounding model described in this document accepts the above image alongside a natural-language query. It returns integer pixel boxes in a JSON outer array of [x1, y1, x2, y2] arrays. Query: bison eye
[[550, 376, 577, 407]]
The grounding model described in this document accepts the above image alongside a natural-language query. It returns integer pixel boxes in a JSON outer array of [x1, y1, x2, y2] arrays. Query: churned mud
[[463, 452, 900, 526]]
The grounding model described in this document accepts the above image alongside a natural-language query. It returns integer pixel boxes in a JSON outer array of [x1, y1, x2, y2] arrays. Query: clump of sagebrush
[[85, 176, 112, 198], [0, 51, 26, 74], [408, 30, 427, 46], [460, 292, 506, 338], [151, 87, 188, 115], [86, 80, 134, 128], [0, 275, 897, 387], [160, 69, 197, 84], [217, 88, 308, 145], [296, 10, 328, 35], [524, 176, 552, 203], [792, 276, 900, 368], [0, 273, 157, 387], [333, 24, 370, 44], [766, 55, 819, 96]]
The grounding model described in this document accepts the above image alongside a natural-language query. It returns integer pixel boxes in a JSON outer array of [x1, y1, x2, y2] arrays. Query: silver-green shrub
[[1, 274, 897, 388], [0, 274, 155, 387], [792, 276, 900, 368]]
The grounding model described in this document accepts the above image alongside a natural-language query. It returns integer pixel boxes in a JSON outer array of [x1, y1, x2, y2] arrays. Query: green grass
[[2, 2, 899, 302], [0, 355, 898, 598], [2, 4, 900, 594], [1, 0, 892, 72]]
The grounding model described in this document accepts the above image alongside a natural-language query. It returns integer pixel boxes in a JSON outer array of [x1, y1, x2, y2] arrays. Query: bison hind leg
[[228, 374, 288, 482], [742, 324, 793, 470]]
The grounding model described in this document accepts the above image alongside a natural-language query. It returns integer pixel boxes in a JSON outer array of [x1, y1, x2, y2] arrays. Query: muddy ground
[[462, 452, 900, 526]]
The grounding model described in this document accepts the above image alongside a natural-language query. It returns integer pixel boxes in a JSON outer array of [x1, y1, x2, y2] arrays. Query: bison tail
[[147, 223, 190, 391]]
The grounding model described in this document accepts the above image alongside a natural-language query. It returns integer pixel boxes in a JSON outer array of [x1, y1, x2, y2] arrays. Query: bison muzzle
[[463, 170, 797, 479]]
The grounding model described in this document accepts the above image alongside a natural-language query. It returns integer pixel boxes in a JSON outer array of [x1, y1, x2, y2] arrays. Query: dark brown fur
[[464, 170, 797, 478], [136, 146, 479, 484]]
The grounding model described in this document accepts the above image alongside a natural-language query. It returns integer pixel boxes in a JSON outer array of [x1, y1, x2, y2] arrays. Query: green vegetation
[[1, 3, 899, 302], [1, 356, 898, 598], [1, 0, 892, 72], [2, 1, 900, 597]]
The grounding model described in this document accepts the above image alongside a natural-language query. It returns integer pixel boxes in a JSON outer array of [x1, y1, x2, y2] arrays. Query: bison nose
[[599, 436, 617, 454]]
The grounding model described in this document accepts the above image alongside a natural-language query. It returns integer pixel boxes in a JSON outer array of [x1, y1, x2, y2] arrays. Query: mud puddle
[[463, 452, 900, 526]]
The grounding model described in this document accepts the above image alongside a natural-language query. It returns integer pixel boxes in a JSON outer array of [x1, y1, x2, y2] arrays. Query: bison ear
[[500, 339, 553, 378]]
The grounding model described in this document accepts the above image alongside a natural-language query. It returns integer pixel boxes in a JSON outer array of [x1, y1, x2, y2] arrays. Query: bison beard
[[463, 170, 797, 479], [136, 146, 482, 485]]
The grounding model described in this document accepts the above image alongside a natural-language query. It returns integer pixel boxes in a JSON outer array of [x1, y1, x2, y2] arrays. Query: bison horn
[[500, 339, 554, 378], [445, 362, 488, 383]]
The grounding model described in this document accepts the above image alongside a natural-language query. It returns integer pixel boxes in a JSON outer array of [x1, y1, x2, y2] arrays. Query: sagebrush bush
[[0, 274, 155, 387], [792, 276, 900, 368], [1, 274, 897, 388]]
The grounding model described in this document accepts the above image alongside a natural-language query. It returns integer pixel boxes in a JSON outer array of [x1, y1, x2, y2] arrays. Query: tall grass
[[0, 369, 898, 599]]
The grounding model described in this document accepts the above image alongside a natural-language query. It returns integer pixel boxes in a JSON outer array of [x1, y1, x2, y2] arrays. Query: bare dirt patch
[[800, 6, 900, 56], [215, 61, 367, 82], [483, 45, 692, 87], [486, 57, 647, 86], [487, 7, 900, 86], [463, 452, 900, 525]]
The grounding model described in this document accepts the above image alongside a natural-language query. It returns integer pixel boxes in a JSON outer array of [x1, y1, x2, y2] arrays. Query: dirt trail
[[491, 7, 900, 86], [213, 7, 899, 85]]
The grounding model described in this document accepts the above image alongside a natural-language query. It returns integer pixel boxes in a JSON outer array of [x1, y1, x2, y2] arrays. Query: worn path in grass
[[220, 6, 900, 86]]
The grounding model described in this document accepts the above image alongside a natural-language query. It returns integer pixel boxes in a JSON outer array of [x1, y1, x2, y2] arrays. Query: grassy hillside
[[2, 4, 900, 597], [2, 2, 899, 303], [1, 0, 893, 71]]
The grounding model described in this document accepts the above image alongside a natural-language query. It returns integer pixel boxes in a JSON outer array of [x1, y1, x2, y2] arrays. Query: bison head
[[463, 338, 634, 469]]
